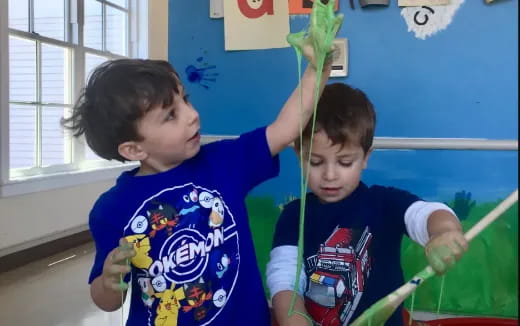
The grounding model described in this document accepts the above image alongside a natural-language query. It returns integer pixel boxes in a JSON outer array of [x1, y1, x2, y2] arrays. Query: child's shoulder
[[282, 197, 302, 212], [280, 194, 319, 214], [366, 184, 414, 197], [89, 175, 134, 221], [203, 127, 268, 152], [365, 183, 422, 207], [90, 184, 123, 217]]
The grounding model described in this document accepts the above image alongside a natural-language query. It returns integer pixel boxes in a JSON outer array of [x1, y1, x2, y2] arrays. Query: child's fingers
[[454, 234, 469, 252], [106, 278, 129, 292], [119, 247, 136, 260], [119, 237, 132, 249], [102, 273, 129, 292], [443, 233, 467, 261], [110, 246, 135, 264], [446, 240, 464, 261], [110, 249, 128, 264], [426, 231, 468, 275], [107, 262, 131, 276], [427, 244, 456, 274], [441, 253, 456, 269], [115, 282, 129, 291], [428, 253, 446, 274]]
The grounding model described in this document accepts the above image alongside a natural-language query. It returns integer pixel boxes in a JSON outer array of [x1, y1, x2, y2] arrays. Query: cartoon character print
[[138, 277, 156, 308], [154, 282, 185, 326], [125, 234, 153, 269], [209, 250, 231, 279], [123, 185, 240, 325], [182, 277, 213, 321], [176, 188, 204, 228], [147, 201, 179, 238], [208, 197, 225, 228], [215, 254, 230, 279]]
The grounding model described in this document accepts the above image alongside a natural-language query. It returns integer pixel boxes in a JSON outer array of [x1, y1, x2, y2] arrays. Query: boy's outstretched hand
[[266, 0, 343, 156], [101, 238, 136, 292], [424, 230, 468, 275], [287, 0, 343, 69]]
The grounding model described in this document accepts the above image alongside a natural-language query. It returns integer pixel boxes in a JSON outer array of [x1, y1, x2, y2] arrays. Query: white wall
[[0, 0, 168, 257], [0, 181, 113, 256]]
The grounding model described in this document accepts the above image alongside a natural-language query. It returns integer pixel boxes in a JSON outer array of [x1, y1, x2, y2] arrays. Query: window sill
[[0, 162, 138, 198], [0, 135, 225, 198]]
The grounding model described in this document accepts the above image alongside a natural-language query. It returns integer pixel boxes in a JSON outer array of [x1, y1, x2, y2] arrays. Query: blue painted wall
[[169, 0, 517, 203]]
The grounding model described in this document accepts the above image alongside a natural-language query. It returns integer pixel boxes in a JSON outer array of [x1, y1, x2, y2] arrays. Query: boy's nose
[[323, 166, 337, 181], [187, 105, 199, 125]]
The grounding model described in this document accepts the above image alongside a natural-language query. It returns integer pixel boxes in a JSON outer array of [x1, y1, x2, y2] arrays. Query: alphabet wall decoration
[[224, 0, 290, 50]]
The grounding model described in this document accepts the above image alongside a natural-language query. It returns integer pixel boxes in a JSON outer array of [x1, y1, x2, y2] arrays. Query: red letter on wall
[[237, 0, 274, 19]]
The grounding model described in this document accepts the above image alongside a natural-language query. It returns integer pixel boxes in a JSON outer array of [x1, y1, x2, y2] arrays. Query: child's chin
[[186, 145, 201, 159], [317, 193, 347, 203]]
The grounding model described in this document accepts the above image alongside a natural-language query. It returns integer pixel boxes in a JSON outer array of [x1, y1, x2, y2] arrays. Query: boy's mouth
[[188, 130, 200, 142], [321, 187, 341, 195]]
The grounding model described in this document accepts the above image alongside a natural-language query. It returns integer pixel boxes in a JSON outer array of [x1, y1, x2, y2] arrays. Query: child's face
[[136, 88, 200, 171], [301, 130, 371, 203]]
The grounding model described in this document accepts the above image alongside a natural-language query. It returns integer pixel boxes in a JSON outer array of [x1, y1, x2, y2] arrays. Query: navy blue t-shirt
[[89, 127, 279, 326], [272, 182, 421, 326]]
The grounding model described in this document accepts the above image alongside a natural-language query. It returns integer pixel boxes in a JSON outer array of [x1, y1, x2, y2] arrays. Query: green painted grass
[[402, 201, 518, 317], [247, 196, 281, 297]]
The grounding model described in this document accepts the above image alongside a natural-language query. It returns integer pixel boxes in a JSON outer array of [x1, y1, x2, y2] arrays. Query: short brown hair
[[297, 83, 375, 153], [62, 59, 181, 162]]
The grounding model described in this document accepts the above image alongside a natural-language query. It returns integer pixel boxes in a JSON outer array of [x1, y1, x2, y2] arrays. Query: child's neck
[[136, 160, 183, 176]]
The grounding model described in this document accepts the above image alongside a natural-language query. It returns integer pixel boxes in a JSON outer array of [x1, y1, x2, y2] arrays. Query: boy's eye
[[339, 161, 353, 167], [165, 110, 176, 121], [183, 94, 190, 103], [310, 160, 322, 167]]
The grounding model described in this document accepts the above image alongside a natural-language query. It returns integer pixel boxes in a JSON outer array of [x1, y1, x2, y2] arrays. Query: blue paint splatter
[[185, 57, 219, 90]]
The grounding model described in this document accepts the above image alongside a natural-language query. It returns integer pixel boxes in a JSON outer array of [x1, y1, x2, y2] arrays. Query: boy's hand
[[424, 231, 468, 275], [287, 0, 343, 69], [101, 238, 136, 292]]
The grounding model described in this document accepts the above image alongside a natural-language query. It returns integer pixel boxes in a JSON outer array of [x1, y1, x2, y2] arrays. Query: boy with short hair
[[64, 54, 332, 325], [267, 83, 468, 326]]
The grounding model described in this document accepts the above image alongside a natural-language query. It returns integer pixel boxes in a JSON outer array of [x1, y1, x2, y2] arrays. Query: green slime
[[350, 268, 436, 326], [285, 0, 343, 324]]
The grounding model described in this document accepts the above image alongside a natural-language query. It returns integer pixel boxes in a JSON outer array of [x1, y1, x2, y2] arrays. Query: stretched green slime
[[286, 0, 343, 324], [118, 242, 131, 324], [351, 268, 436, 326]]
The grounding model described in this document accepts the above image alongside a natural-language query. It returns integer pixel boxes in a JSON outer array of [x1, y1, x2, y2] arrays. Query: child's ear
[[290, 142, 299, 156], [118, 141, 147, 161], [363, 147, 373, 169]]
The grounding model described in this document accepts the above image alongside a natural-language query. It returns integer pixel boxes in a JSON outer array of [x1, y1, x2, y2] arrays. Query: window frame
[[0, 0, 144, 197]]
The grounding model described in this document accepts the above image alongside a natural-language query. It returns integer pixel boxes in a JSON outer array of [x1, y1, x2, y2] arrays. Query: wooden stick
[[464, 189, 518, 241], [351, 189, 518, 326]]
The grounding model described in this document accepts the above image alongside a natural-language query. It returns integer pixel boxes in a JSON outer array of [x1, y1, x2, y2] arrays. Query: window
[[1, 0, 142, 191]]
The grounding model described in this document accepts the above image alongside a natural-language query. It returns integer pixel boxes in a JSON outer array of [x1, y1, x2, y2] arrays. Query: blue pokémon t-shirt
[[272, 183, 421, 326], [88, 127, 279, 326]]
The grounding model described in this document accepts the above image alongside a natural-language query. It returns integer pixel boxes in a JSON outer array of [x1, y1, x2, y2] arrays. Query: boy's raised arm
[[266, 63, 331, 156], [266, 0, 342, 156]]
